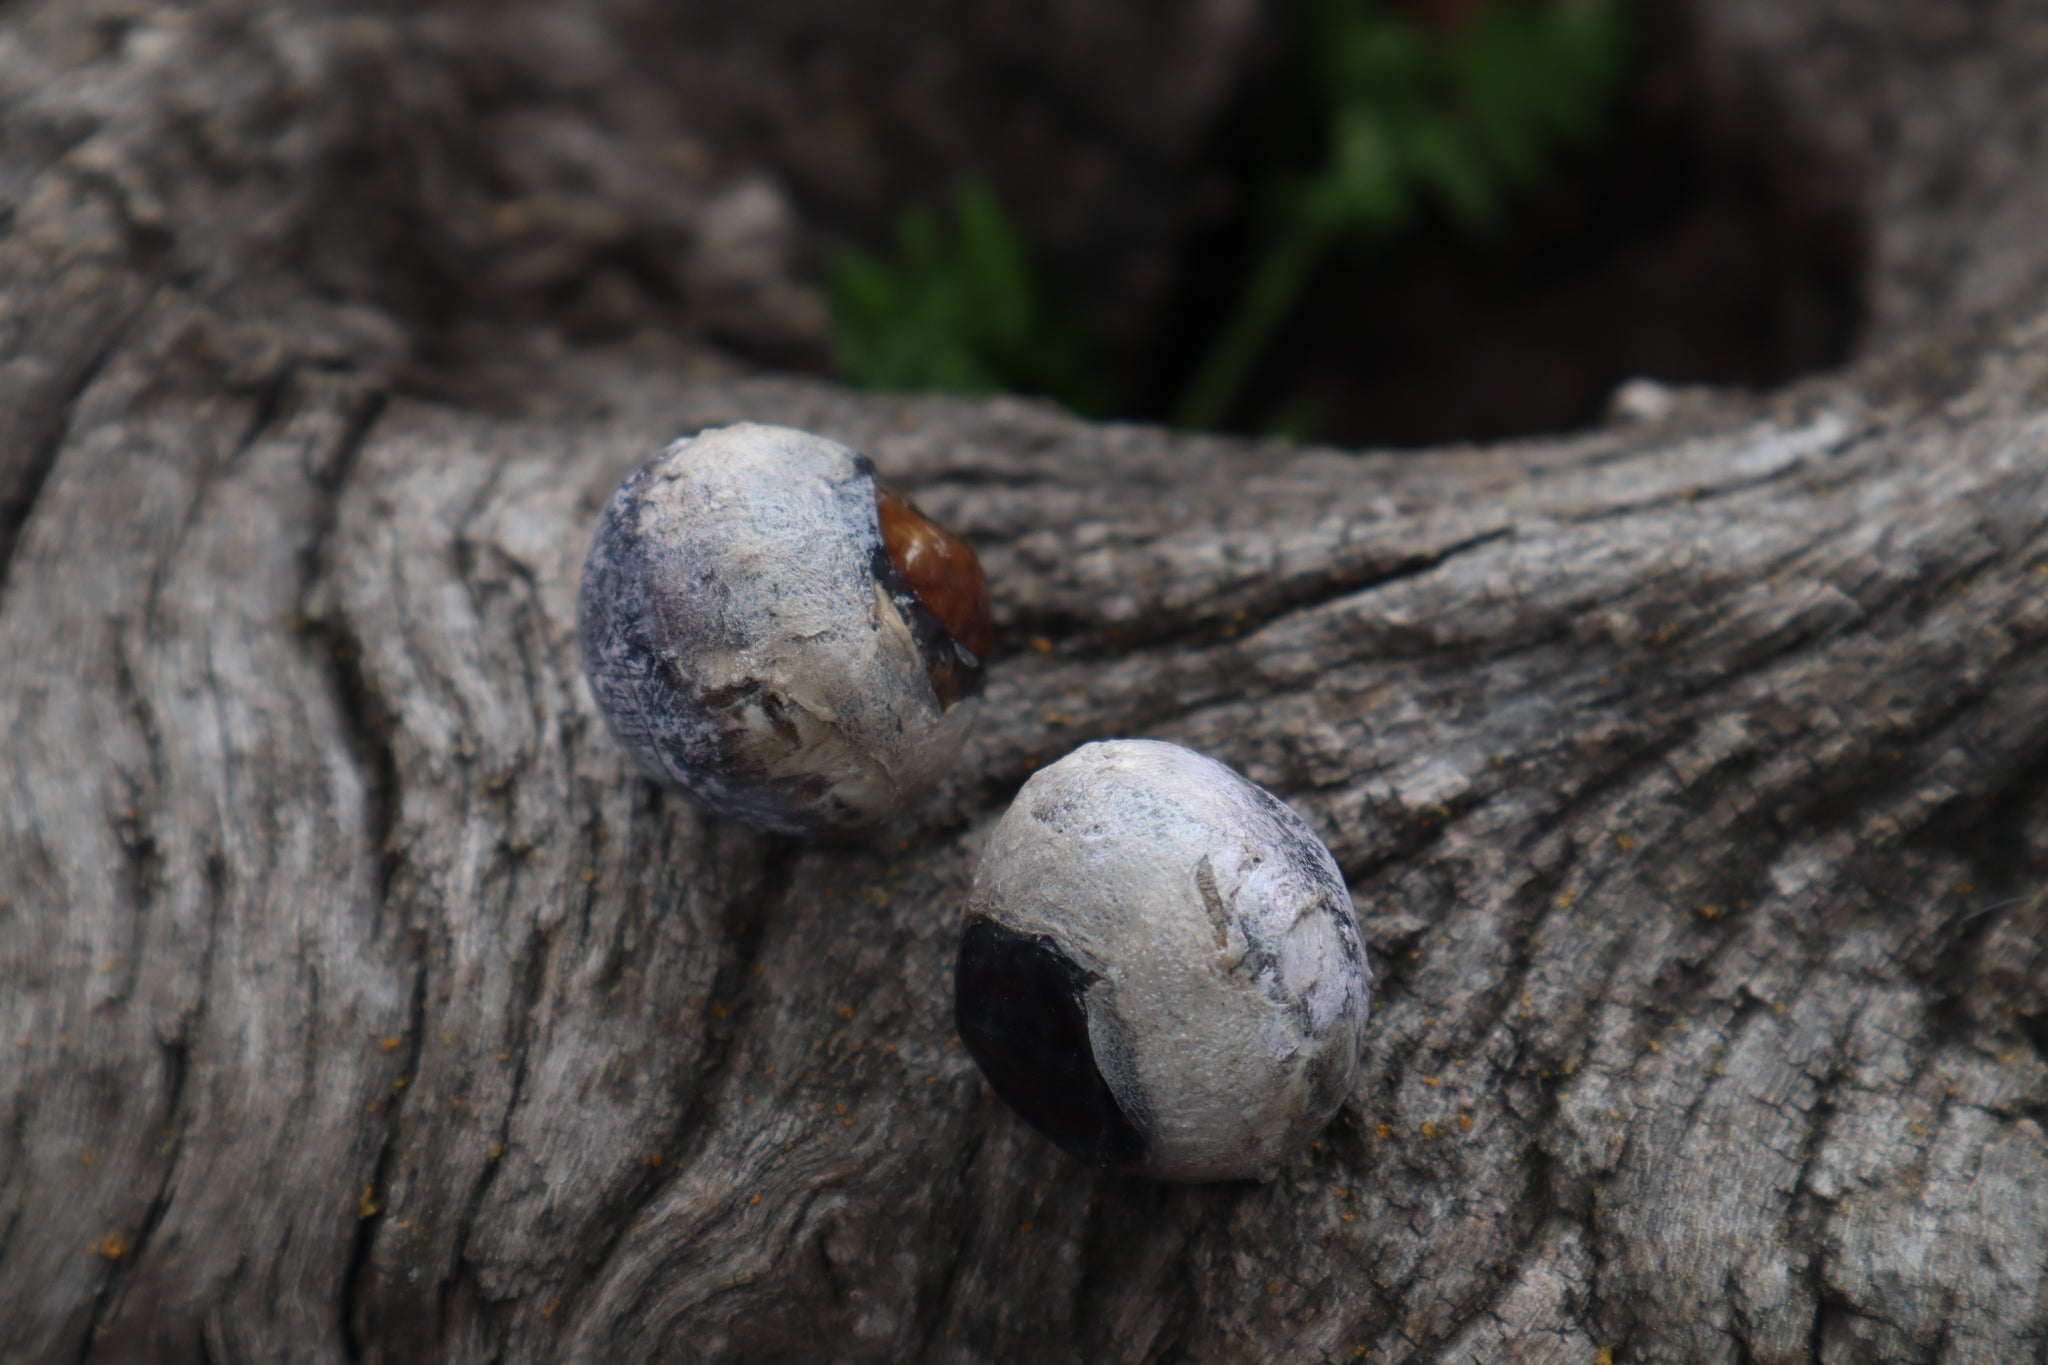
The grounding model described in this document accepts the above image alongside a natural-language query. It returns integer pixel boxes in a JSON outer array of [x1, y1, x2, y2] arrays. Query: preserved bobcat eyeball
[[956, 740, 1371, 1182], [579, 422, 991, 838]]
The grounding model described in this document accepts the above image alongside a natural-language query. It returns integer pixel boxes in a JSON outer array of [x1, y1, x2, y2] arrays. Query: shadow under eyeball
[[955, 916, 1149, 1169]]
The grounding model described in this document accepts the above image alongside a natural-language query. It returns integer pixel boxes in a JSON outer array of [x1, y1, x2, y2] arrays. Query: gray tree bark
[[3, 2, 2047, 1363]]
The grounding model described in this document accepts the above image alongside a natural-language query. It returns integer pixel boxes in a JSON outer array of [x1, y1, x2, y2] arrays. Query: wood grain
[[2, 1, 2046, 1361]]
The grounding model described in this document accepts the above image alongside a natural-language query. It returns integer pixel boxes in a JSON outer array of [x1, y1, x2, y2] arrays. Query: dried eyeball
[[579, 422, 991, 838], [956, 740, 1371, 1182]]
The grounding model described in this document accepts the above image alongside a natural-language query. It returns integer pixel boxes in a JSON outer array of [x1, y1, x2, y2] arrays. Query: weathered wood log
[[3, 2, 2046, 1362]]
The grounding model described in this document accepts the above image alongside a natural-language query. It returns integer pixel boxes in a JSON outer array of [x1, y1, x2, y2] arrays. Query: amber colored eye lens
[[877, 488, 994, 662]]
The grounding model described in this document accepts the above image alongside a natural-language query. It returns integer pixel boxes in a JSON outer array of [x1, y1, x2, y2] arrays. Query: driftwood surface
[[3, 2, 2048, 1362]]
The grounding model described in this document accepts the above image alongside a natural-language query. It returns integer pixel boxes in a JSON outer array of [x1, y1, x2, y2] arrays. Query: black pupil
[[954, 917, 1148, 1168]]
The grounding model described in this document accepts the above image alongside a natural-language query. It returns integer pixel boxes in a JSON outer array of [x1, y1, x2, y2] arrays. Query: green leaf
[[825, 179, 1106, 415]]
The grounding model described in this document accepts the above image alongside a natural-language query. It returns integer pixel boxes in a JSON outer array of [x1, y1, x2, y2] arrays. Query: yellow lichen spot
[[837, 1004, 856, 1022], [1696, 905, 1719, 920], [359, 1186, 379, 1219], [749, 1194, 761, 1206], [1458, 1113, 1473, 1132], [1553, 890, 1576, 909], [381, 1036, 401, 1053], [1374, 1123, 1393, 1140], [1596, 1350, 1614, 1365], [710, 1003, 729, 1021], [1614, 833, 1636, 852], [542, 1297, 561, 1320], [582, 869, 599, 884], [1030, 635, 1053, 653], [496, 1051, 510, 1062], [92, 1233, 126, 1260], [1020, 1221, 1035, 1234], [80, 1151, 96, 1167], [1421, 1120, 1439, 1140], [488, 1143, 504, 1161], [1609, 1109, 1622, 1120], [1043, 713, 1072, 728], [1422, 1076, 1440, 1089], [1648, 1041, 1661, 1053], [1953, 881, 1975, 896], [451, 1097, 462, 1109]]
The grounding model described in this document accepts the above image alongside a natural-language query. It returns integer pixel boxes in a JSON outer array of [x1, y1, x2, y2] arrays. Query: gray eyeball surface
[[956, 739, 1372, 1182], [578, 422, 990, 838]]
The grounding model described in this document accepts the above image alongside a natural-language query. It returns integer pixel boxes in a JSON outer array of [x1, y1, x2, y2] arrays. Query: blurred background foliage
[[824, 181, 1110, 417], [826, 0, 1634, 438]]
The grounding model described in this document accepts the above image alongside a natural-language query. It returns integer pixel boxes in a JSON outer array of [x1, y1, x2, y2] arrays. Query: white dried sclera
[[956, 739, 1372, 1182], [579, 422, 987, 838]]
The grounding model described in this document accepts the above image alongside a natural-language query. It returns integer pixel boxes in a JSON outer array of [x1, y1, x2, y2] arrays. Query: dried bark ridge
[[2, 0, 2047, 1362]]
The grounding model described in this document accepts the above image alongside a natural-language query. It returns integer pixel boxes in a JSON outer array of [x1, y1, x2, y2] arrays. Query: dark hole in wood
[[1125, 0, 1871, 446]]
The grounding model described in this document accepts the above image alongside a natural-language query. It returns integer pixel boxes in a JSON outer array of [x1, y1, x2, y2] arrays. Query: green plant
[[1173, 0, 1633, 432], [826, 181, 1106, 416]]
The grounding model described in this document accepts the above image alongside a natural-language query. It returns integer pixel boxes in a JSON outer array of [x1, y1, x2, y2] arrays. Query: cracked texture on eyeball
[[967, 740, 1372, 1181], [579, 422, 978, 837]]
